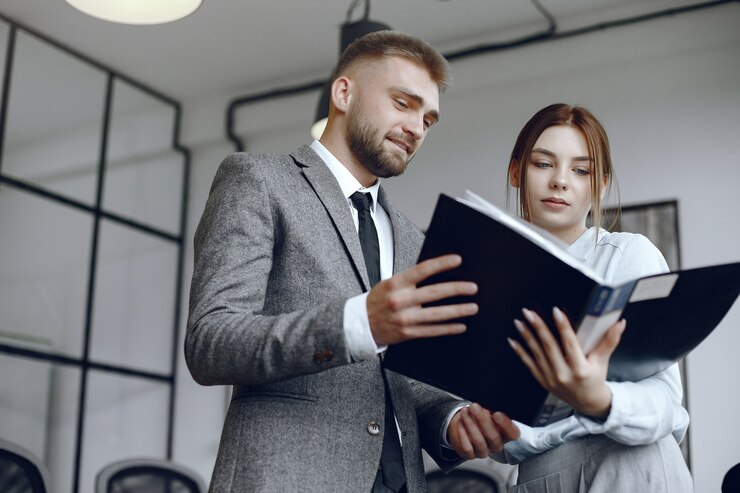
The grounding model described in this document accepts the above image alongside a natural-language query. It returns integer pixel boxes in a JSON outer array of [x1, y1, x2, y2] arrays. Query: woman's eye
[[395, 99, 408, 109], [574, 168, 590, 176], [534, 161, 552, 168]]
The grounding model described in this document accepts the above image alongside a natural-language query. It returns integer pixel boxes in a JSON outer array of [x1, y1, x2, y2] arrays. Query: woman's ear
[[508, 160, 521, 188], [330, 76, 352, 113]]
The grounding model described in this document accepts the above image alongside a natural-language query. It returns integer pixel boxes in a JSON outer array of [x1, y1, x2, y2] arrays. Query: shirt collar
[[310, 139, 380, 212]]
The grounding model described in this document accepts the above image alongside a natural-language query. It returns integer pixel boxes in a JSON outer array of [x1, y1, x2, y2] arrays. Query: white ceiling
[[0, 0, 704, 103]]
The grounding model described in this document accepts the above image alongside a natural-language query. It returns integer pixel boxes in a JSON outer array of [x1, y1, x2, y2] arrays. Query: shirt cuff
[[344, 292, 385, 361], [574, 382, 620, 434], [440, 403, 470, 448]]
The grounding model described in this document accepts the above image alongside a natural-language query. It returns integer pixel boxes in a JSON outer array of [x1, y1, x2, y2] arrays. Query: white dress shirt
[[310, 140, 466, 450], [310, 140, 393, 360]]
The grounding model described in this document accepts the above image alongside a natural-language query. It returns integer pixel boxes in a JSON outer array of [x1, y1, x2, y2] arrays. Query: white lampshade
[[66, 0, 203, 25]]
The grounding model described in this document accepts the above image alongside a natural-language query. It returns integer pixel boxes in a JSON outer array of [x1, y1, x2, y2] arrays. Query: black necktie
[[350, 192, 381, 288], [350, 192, 406, 492]]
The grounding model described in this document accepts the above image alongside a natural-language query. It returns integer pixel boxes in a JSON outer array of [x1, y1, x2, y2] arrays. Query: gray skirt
[[511, 435, 693, 493]]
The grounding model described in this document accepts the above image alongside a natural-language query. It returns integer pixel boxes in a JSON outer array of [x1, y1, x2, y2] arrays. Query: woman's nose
[[550, 171, 568, 190]]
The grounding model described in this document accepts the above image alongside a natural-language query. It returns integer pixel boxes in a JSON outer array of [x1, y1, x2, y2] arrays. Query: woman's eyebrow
[[531, 148, 555, 157], [531, 148, 591, 162]]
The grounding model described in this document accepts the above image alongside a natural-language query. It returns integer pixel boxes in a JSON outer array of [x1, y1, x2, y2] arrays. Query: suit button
[[367, 421, 381, 435], [313, 350, 333, 364]]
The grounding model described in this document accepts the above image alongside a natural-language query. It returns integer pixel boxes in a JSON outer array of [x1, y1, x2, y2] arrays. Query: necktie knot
[[350, 191, 373, 212]]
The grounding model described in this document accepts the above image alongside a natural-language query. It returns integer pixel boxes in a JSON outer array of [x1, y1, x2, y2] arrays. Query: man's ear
[[330, 76, 352, 113], [508, 160, 521, 188]]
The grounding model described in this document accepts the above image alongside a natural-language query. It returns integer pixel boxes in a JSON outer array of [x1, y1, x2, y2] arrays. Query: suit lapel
[[291, 145, 371, 291], [378, 186, 418, 274]]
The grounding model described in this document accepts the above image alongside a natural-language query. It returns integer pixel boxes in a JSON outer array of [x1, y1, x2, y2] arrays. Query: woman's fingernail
[[553, 306, 565, 322], [522, 308, 535, 322], [507, 337, 518, 350], [513, 319, 525, 334]]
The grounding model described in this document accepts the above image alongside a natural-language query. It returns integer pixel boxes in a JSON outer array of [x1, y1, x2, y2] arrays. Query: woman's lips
[[541, 198, 569, 209]]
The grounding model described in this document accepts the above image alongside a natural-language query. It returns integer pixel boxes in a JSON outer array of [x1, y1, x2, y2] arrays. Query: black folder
[[383, 193, 740, 426]]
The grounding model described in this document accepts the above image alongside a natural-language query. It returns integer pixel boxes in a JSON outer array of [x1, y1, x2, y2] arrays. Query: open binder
[[383, 192, 740, 426]]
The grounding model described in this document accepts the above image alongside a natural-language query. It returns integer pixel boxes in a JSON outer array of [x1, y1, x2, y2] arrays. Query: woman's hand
[[508, 307, 626, 419]]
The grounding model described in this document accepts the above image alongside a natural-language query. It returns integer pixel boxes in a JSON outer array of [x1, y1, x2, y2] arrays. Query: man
[[186, 31, 518, 492]]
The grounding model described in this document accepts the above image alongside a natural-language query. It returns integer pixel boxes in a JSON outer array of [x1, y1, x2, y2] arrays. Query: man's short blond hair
[[331, 30, 450, 91]]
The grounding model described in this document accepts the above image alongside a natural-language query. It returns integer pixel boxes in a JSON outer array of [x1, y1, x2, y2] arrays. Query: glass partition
[[0, 185, 92, 358], [0, 353, 80, 493], [80, 370, 170, 493], [90, 219, 179, 374], [1, 31, 105, 205], [0, 14, 188, 493], [103, 79, 184, 235]]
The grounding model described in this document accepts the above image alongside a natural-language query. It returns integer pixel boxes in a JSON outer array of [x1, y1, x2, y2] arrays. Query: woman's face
[[515, 125, 594, 244]]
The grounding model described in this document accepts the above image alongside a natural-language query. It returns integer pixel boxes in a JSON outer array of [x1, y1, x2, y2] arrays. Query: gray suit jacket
[[186, 145, 463, 492]]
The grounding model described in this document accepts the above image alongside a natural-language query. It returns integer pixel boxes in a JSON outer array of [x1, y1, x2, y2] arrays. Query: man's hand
[[367, 254, 478, 346], [447, 404, 520, 459]]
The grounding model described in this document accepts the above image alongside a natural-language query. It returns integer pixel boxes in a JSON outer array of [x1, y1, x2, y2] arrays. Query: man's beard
[[346, 109, 415, 179]]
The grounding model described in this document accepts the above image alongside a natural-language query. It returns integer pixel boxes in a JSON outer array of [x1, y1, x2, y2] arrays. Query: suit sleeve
[[414, 380, 468, 471], [185, 153, 352, 386]]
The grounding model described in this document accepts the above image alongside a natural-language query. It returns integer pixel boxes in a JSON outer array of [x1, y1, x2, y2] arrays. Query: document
[[383, 192, 740, 426]]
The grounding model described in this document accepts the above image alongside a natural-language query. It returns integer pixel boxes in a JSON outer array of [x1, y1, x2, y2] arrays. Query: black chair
[[426, 468, 500, 493], [0, 438, 50, 493], [723, 462, 740, 493], [95, 458, 206, 493]]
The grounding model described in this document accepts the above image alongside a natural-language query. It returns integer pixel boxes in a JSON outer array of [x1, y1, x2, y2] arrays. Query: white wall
[[175, 4, 740, 491]]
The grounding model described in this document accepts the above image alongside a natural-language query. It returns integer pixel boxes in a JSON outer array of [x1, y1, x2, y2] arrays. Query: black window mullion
[[0, 344, 173, 383], [0, 24, 16, 174], [165, 108, 190, 458], [0, 174, 182, 243], [72, 71, 114, 493]]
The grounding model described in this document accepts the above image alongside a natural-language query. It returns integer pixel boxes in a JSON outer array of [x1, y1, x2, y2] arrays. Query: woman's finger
[[507, 336, 546, 387], [513, 319, 550, 375], [522, 308, 569, 373], [552, 306, 587, 368]]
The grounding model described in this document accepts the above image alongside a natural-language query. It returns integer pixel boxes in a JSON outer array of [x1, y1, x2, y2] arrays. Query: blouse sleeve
[[575, 233, 690, 445]]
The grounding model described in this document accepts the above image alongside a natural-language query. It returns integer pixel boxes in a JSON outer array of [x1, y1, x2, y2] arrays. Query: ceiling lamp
[[66, 0, 203, 25], [311, 1, 390, 139]]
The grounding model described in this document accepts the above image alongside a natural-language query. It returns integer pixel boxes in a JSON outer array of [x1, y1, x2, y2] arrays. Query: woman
[[500, 103, 692, 492]]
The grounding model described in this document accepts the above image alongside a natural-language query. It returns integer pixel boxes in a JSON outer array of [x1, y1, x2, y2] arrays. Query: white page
[[457, 190, 607, 285]]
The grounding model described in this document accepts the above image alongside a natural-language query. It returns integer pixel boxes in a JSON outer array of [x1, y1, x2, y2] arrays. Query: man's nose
[[402, 114, 425, 141]]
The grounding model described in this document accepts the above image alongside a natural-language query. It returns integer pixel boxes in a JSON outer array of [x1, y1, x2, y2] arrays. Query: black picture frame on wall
[[604, 199, 690, 467]]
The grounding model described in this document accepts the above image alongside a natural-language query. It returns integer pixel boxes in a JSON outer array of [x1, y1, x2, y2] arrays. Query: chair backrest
[[723, 462, 740, 493], [0, 438, 50, 493], [95, 457, 206, 493], [426, 468, 500, 493]]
